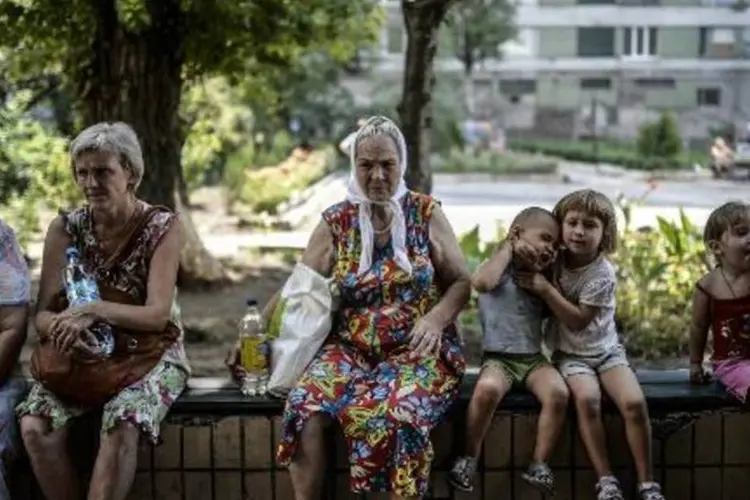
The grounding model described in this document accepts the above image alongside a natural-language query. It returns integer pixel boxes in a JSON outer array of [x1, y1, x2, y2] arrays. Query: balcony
[[515, 6, 746, 27], [371, 53, 750, 74]]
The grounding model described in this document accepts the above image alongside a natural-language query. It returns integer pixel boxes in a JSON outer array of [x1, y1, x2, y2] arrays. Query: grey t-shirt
[[478, 267, 547, 354], [545, 255, 620, 357]]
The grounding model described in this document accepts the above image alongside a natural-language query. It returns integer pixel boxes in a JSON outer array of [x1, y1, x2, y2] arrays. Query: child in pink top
[[690, 201, 750, 401]]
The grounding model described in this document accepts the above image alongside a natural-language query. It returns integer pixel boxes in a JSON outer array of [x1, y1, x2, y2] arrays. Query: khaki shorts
[[482, 352, 548, 386], [553, 345, 629, 378]]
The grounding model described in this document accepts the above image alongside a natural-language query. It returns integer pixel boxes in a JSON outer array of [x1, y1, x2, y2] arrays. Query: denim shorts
[[553, 345, 629, 378]]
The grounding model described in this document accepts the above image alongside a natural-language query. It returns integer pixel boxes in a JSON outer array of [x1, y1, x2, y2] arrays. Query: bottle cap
[[66, 247, 80, 260], [246, 298, 258, 307]]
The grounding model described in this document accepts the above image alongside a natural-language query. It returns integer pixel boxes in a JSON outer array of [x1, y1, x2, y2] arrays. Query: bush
[[434, 149, 558, 175], [636, 112, 682, 161], [181, 77, 254, 191], [457, 194, 710, 362], [613, 194, 709, 357], [0, 91, 81, 247], [238, 147, 335, 215], [509, 138, 707, 171]]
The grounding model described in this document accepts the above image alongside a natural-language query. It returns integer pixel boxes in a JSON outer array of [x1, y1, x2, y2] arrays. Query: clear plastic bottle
[[62, 247, 115, 356], [238, 298, 269, 396]]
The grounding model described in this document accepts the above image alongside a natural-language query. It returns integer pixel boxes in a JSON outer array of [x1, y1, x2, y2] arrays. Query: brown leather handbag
[[30, 205, 180, 407]]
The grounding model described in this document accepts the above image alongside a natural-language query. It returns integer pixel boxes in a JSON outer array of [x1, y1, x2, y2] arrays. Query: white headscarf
[[346, 116, 412, 276]]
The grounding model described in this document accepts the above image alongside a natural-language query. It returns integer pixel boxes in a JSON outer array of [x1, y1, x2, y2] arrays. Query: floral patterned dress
[[276, 192, 466, 497], [16, 202, 190, 443]]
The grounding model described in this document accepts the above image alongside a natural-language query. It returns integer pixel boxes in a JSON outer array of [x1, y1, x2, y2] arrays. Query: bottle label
[[240, 337, 269, 372]]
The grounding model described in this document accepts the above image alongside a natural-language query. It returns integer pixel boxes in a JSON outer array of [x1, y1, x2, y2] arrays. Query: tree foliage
[[0, 1, 382, 83], [445, 0, 517, 75], [0, 0, 382, 286]]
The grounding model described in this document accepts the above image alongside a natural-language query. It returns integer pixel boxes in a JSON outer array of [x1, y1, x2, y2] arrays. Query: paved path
[[202, 164, 748, 255]]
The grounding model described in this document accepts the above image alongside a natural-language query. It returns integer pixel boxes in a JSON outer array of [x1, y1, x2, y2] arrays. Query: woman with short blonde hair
[[17, 122, 190, 500]]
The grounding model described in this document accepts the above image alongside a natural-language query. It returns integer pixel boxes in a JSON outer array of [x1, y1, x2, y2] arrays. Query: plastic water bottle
[[238, 298, 269, 396], [62, 247, 115, 356]]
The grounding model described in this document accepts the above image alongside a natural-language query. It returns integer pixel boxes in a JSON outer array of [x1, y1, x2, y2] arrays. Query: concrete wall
[[13, 411, 750, 500]]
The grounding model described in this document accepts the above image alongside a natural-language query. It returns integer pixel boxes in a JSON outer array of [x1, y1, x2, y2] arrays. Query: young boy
[[448, 207, 570, 495]]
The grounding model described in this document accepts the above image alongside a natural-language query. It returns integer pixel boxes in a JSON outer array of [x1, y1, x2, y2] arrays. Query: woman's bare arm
[[34, 216, 71, 339], [261, 219, 335, 324], [428, 205, 471, 329]]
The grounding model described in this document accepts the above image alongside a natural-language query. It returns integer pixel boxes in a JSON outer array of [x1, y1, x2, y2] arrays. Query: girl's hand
[[689, 362, 712, 385], [511, 239, 540, 271], [515, 271, 552, 296]]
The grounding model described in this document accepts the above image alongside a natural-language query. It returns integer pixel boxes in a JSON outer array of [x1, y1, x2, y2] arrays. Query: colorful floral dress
[[276, 192, 466, 497], [16, 202, 190, 443]]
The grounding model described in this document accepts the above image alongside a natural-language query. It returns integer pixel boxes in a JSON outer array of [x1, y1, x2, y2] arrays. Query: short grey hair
[[70, 122, 145, 190]]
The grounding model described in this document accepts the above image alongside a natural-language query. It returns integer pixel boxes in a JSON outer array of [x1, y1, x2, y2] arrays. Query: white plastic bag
[[267, 262, 336, 398]]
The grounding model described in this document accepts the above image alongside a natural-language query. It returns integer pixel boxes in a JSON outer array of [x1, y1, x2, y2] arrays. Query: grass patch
[[434, 148, 558, 176], [508, 138, 708, 171]]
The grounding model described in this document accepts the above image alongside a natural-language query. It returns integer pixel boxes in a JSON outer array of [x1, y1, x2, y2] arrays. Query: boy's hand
[[689, 362, 712, 385], [515, 271, 551, 295]]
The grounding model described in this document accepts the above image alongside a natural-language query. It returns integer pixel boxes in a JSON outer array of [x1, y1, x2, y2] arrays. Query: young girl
[[449, 207, 570, 495], [689, 202, 750, 398], [516, 189, 665, 500]]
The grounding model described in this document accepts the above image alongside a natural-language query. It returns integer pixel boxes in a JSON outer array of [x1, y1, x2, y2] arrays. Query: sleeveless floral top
[[62, 203, 190, 374]]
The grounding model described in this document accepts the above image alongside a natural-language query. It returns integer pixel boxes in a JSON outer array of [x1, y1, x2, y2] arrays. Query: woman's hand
[[515, 271, 552, 296], [690, 362, 712, 385], [408, 315, 443, 357], [225, 341, 247, 385], [50, 312, 98, 355]]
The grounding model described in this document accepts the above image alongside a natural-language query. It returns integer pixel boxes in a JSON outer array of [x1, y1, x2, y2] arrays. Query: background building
[[343, 0, 750, 141]]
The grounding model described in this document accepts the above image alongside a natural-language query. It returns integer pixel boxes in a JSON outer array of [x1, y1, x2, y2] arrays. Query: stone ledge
[[11, 370, 744, 500], [172, 369, 737, 420]]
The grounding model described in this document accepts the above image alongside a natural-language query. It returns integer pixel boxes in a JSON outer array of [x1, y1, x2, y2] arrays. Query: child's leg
[[464, 365, 512, 458], [599, 364, 653, 484], [525, 364, 569, 463], [564, 369, 612, 478]]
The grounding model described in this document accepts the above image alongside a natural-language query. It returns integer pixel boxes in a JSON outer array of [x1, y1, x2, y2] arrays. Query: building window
[[577, 28, 616, 57], [580, 78, 612, 90], [634, 78, 675, 88], [499, 79, 537, 96], [386, 19, 404, 54], [697, 88, 721, 107], [699, 27, 738, 58], [622, 27, 658, 58], [617, 0, 661, 5]]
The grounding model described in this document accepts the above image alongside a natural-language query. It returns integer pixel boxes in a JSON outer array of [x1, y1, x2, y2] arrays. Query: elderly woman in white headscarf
[[17, 122, 189, 500], [251, 116, 469, 499]]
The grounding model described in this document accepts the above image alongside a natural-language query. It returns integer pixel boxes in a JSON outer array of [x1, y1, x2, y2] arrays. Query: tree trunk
[[76, 0, 227, 289], [398, 0, 455, 194]]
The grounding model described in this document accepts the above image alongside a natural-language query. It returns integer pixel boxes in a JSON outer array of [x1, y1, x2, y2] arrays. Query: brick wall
[[15, 412, 749, 500]]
